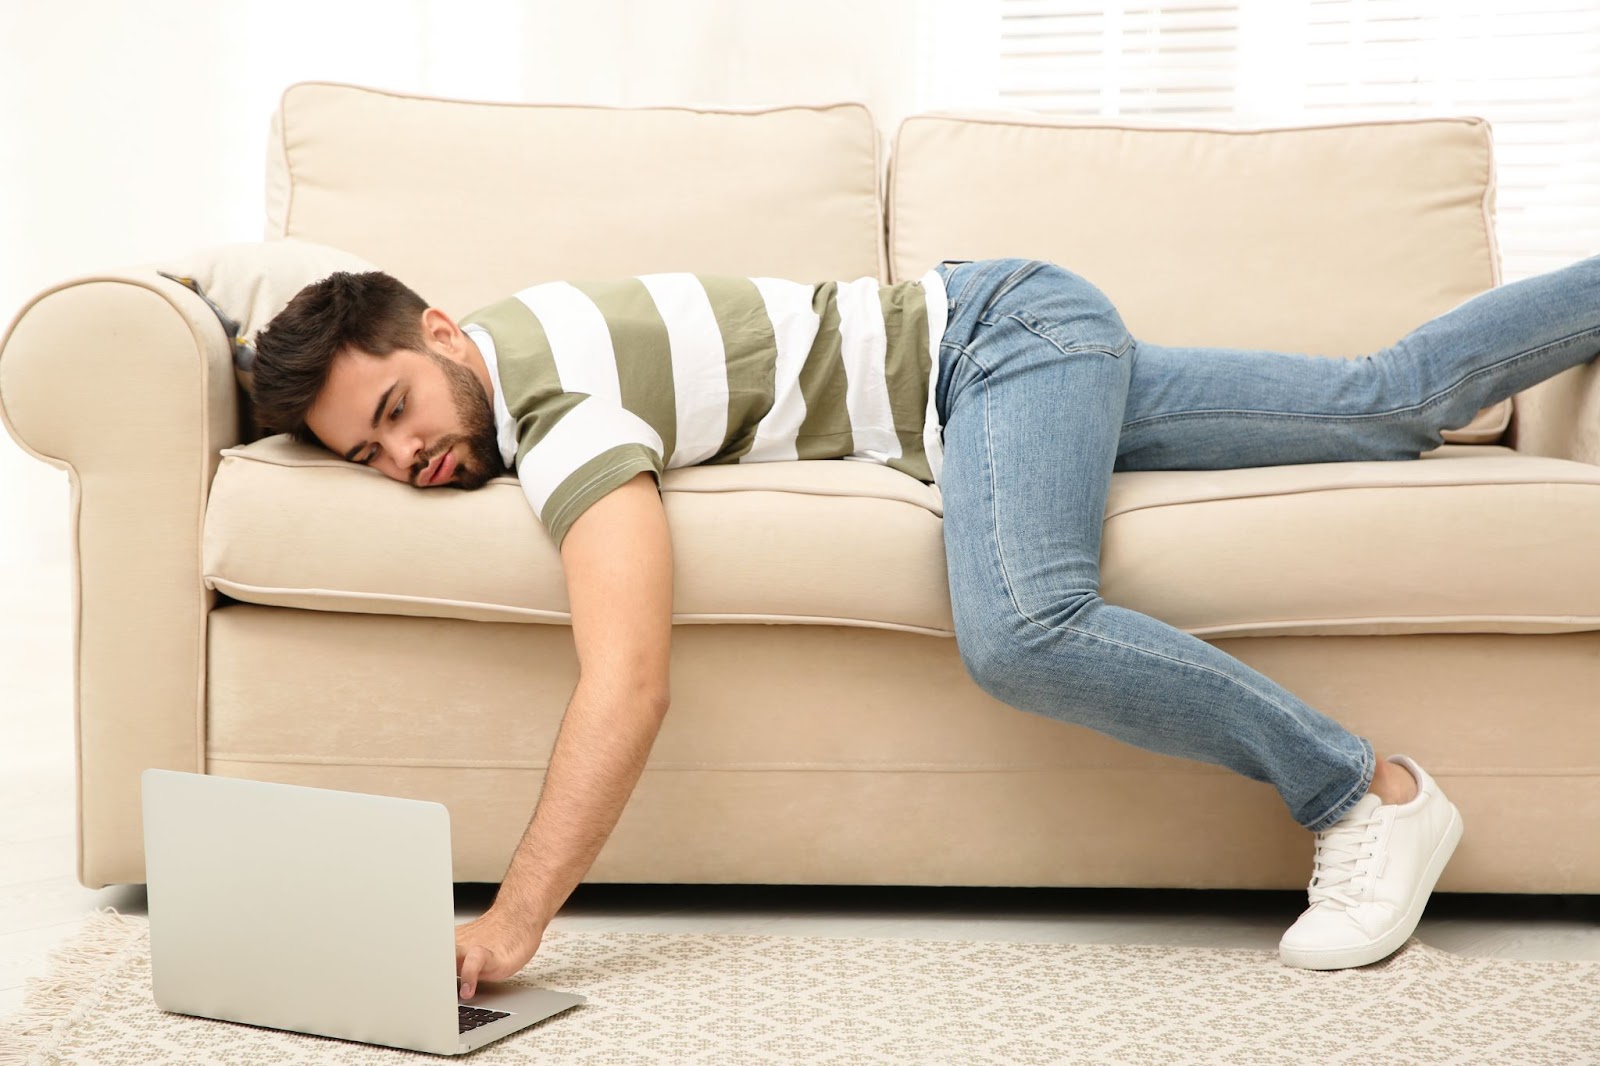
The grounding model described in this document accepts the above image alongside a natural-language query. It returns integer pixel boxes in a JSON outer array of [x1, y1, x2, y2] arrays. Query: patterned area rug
[[3, 909, 1597, 1064]]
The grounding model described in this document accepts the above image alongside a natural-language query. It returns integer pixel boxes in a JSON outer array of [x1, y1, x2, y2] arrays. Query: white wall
[[0, 0, 993, 323], [0, 0, 518, 320], [0, 0, 995, 565], [522, 2, 920, 117]]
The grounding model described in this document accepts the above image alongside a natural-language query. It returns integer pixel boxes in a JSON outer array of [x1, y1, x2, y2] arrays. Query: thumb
[[458, 945, 490, 1000]]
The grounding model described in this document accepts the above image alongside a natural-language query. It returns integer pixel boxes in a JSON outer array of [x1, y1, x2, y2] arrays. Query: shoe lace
[[1306, 814, 1382, 909]]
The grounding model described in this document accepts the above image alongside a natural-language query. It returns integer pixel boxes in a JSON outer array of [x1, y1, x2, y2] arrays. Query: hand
[[454, 905, 547, 999]]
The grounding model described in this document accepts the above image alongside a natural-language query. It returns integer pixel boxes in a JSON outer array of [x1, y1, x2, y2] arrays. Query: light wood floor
[[2, 431, 1596, 1022]]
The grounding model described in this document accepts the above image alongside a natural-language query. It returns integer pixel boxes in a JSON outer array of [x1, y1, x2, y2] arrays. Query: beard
[[422, 348, 507, 490]]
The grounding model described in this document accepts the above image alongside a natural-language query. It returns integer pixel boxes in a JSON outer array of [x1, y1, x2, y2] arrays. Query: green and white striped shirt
[[462, 269, 948, 548]]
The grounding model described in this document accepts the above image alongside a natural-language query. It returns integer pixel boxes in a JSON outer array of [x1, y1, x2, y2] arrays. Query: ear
[[420, 306, 468, 357]]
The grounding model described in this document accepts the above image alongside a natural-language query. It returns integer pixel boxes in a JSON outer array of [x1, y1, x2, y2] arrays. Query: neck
[[460, 331, 495, 400]]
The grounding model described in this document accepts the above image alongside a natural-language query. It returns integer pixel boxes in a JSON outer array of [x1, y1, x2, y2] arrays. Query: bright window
[[997, 0, 1600, 280]]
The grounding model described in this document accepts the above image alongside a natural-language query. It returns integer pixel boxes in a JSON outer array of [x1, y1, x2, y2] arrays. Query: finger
[[459, 946, 487, 999]]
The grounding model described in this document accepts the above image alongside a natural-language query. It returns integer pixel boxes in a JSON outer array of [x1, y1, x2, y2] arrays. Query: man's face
[[305, 342, 504, 490]]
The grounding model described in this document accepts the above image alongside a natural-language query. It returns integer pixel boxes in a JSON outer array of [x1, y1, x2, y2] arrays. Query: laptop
[[140, 769, 586, 1056]]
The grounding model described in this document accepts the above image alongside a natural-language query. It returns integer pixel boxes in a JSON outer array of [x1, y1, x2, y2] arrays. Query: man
[[251, 255, 1600, 998]]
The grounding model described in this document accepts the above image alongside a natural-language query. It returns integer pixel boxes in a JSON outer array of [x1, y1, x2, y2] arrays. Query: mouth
[[421, 449, 456, 486]]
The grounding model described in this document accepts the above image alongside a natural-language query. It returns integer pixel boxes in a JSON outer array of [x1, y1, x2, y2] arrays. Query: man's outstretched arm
[[456, 471, 672, 997]]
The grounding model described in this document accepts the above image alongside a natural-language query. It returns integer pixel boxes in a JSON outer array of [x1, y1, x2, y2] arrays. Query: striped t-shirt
[[461, 269, 948, 548]]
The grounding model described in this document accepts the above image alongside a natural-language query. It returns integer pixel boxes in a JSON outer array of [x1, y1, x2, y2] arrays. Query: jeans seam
[[980, 369, 1360, 802], [1123, 408, 1412, 431], [948, 341, 992, 379], [1305, 740, 1376, 832], [981, 364, 1026, 637], [1409, 322, 1600, 412], [1001, 312, 1132, 360], [1016, 604, 1369, 802], [948, 261, 994, 314], [1123, 322, 1600, 432], [975, 260, 1048, 321]]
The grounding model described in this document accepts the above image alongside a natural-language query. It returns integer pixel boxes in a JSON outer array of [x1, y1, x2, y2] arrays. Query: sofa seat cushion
[[204, 437, 1600, 638], [205, 436, 951, 634], [1102, 447, 1600, 637]]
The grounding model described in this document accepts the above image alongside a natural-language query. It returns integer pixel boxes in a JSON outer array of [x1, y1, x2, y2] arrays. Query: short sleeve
[[514, 393, 665, 549]]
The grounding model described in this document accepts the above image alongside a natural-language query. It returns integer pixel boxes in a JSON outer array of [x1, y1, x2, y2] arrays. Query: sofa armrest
[[0, 270, 239, 887], [1508, 358, 1600, 467]]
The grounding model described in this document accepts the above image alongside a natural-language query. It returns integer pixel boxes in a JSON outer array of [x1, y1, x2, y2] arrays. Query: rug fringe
[[0, 908, 148, 1066]]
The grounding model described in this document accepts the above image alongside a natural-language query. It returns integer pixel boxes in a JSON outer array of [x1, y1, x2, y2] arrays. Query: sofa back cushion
[[889, 113, 1508, 443], [265, 83, 886, 317]]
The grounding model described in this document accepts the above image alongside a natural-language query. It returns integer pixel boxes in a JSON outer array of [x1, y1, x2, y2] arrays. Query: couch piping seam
[[203, 580, 1600, 637], [1104, 471, 1600, 520], [203, 754, 1600, 776]]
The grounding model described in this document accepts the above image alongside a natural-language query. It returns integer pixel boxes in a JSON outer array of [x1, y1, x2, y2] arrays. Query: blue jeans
[[933, 256, 1600, 831]]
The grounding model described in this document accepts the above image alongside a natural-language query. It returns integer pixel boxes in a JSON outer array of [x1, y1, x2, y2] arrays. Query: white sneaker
[[1279, 754, 1464, 970]]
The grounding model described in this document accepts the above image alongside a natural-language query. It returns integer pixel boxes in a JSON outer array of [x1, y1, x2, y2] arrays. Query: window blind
[[997, 0, 1600, 280]]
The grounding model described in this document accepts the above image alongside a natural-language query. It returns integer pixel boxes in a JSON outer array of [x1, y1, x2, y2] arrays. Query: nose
[[379, 427, 428, 483]]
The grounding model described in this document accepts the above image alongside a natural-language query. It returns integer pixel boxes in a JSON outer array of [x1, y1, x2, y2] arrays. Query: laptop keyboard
[[459, 1004, 512, 1033]]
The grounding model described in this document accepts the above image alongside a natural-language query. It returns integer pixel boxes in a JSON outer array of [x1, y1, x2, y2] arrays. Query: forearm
[[494, 678, 670, 926]]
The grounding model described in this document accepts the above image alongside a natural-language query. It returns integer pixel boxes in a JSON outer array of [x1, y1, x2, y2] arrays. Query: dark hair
[[251, 271, 429, 443]]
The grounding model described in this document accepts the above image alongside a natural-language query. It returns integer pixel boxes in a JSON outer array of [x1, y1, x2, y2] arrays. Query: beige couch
[[3, 83, 1597, 893]]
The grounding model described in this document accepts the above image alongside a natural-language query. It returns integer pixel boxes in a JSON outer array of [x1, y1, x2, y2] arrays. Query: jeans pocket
[[978, 261, 1135, 359], [1010, 309, 1134, 359]]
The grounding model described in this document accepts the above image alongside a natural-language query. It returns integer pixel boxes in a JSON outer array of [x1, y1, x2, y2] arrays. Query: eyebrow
[[343, 382, 397, 462]]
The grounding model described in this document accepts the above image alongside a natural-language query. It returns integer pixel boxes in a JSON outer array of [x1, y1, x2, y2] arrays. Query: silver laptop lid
[[142, 770, 460, 1054]]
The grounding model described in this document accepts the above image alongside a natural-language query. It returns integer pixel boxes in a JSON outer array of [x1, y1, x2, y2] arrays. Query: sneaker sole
[[1279, 802, 1464, 971]]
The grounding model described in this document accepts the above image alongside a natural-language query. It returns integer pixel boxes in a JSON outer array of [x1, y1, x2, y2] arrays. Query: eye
[[391, 396, 405, 420]]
